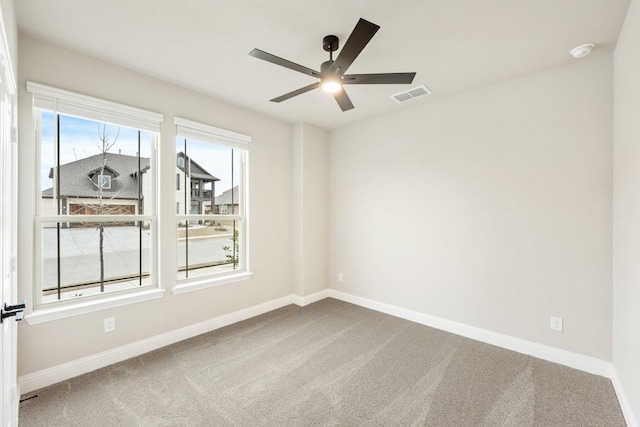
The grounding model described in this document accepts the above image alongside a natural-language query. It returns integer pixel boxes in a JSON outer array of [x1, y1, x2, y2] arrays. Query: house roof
[[42, 153, 150, 200], [177, 152, 219, 182], [215, 186, 239, 205]]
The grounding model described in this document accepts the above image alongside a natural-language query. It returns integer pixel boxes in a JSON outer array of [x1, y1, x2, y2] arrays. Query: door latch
[[1, 300, 26, 323]]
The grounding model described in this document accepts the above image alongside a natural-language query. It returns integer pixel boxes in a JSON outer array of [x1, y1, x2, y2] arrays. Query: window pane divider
[[176, 214, 242, 222], [38, 215, 155, 223]]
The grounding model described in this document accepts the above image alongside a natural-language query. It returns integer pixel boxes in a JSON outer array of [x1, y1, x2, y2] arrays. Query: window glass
[[175, 126, 246, 282], [40, 219, 152, 303], [37, 111, 156, 304], [98, 175, 111, 189]]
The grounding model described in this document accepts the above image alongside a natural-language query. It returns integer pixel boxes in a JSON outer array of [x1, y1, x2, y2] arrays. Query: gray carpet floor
[[19, 298, 626, 426]]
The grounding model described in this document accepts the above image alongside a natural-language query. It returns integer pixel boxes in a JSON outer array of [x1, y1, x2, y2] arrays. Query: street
[[41, 225, 236, 291]]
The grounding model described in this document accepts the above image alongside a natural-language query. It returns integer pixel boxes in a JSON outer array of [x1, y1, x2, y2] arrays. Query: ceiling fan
[[249, 18, 416, 112]]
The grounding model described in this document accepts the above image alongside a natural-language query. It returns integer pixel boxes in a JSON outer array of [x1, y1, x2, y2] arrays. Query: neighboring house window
[[27, 82, 163, 310], [99, 174, 111, 189], [174, 117, 250, 288], [176, 173, 180, 190]]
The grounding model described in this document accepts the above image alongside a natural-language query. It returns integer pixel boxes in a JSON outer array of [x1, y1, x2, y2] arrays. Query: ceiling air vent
[[391, 85, 432, 103]]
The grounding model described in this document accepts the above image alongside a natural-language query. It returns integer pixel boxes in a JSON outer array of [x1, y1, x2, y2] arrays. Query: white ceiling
[[16, 0, 631, 130]]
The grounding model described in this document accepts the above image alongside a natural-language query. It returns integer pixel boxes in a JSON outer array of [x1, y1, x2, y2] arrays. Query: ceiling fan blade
[[330, 18, 380, 76], [343, 72, 416, 85], [333, 90, 354, 112], [270, 82, 321, 103], [250, 48, 321, 78]]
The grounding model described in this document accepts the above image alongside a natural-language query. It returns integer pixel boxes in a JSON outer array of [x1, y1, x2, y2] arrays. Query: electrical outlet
[[550, 316, 563, 332], [338, 273, 343, 282], [104, 317, 116, 333]]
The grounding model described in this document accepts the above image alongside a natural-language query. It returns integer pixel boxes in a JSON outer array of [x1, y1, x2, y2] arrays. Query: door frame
[[0, 4, 18, 426]]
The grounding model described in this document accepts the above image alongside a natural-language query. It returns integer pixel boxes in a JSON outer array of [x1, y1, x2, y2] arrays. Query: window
[[174, 117, 250, 288], [98, 174, 111, 189], [27, 82, 163, 310], [176, 173, 180, 191]]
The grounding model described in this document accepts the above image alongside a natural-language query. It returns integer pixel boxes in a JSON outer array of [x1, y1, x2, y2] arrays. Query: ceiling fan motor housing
[[320, 60, 335, 75]]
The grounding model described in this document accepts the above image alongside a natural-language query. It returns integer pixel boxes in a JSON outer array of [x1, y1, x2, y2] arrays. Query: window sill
[[172, 271, 253, 295], [24, 288, 166, 325]]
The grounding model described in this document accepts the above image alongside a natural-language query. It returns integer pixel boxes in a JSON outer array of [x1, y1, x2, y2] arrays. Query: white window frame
[[172, 117, 252, 294], [25, 82, 165, 324]]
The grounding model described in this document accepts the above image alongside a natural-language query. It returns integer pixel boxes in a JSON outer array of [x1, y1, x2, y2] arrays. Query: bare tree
[[74, 124, 124, 292]]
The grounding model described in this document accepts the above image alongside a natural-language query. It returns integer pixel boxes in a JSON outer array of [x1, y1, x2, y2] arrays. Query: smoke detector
[[570, 43, 595, 58]]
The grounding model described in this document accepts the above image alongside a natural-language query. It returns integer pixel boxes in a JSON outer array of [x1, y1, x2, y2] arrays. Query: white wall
[[0, 0, 16, 74], [613, 0, 640, 422], [17, 35, 294, 375], [292, 122, 329, 298], [329, 54, 614, 360]]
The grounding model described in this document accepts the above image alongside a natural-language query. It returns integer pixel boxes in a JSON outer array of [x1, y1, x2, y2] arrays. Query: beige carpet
[[19, 298, 626, 426]]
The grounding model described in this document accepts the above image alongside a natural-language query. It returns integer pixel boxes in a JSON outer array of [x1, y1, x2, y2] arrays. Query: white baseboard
[[292, 289, 329, 307], [18, 294, 296, 395], [328, 289, 613, 377], [611, 366, 639, 427]]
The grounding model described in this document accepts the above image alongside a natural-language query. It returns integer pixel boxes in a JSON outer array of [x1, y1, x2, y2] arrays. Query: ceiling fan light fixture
[[321, 77, 342, 93]]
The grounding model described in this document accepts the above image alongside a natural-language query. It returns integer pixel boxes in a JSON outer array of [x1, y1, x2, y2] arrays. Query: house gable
[[42, 153, 150, 200]]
